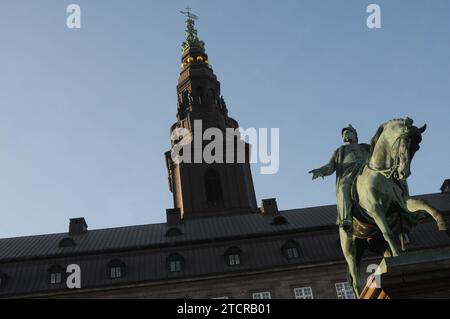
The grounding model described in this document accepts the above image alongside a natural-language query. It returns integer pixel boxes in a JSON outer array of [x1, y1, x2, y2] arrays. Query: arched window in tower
[[196, 87, 204, 105], [204, 169, 223, 201], [206, 88, 217, 107]]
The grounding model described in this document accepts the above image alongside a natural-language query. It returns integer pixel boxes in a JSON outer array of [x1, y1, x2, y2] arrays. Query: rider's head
[[342, 125, 358, 144]]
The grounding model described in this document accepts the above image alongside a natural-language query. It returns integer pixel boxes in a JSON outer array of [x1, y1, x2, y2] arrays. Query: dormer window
[[48, 265, 65, 285], [282, 240, 301, 260], [166, 227, 183, 237], [272, 216, 288, 225], [108, 259, 126, 279], [59, 237, 77, 248], [225, 247, 242, 266], [167, 253, 184, 273]]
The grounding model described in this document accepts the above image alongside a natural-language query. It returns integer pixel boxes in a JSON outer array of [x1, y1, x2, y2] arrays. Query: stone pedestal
[[361, 248, 450, 299]]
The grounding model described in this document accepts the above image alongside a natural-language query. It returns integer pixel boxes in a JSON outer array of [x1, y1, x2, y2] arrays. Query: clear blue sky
[[0, 0, 449, 238]]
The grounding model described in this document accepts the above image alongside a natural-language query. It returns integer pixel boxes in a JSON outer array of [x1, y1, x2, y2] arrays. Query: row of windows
[[164, 242, 301, 274], [0, 241, 303, 289], [47, 260, 126, 285], [212, 283, 355, 300], [0, 264, 355, 299]]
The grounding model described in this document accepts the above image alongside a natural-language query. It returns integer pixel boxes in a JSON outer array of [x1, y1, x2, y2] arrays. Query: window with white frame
[[335, 282, 356, 299], [293, 287, 314, 299], [282, 240, 301, 260], [108, 259, 126, 279], [50, 272, 62, 284], [170, 260, 182, 272], [110, 266, 122, 279], [167, 253, 184, 273], [48, 265, 64, 285], [287, 247, 299, 259], [228, 254, 240, 266], [252, 291, 272, 299], [225, 247, 242, 267]]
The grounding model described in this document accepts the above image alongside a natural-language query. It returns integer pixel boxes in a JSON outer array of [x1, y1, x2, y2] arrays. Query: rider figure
[[309, 125, 370, 232], [309, 125, 370, 297]]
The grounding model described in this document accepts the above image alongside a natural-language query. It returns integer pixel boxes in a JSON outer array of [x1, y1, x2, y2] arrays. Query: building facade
[[1, 17, 450, 299]]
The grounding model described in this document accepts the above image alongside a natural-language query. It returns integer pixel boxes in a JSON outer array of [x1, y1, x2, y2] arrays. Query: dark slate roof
[[0, 192, 449, 297], [0, 193, 448, 262], [0, 218, 449, 297]]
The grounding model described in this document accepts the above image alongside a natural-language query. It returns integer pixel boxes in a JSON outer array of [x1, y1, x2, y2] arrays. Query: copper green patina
[[180, 7, 205, 53], [310, 118, 447, 298]]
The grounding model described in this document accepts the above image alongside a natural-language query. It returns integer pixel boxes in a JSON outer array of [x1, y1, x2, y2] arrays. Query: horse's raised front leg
[[406, 198, 447, 231], [367, 206, 401, 257]]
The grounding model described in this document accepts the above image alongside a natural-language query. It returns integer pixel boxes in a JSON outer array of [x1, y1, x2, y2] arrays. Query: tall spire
[[164, 9, 257, 221], [180, 7, 205, 53]]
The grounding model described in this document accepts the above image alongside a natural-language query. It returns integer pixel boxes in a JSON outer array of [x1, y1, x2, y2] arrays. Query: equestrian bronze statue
[[309, 118, 447, 297]]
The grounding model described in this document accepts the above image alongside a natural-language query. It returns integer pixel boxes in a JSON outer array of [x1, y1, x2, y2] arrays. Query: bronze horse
[[348, 118, 447, 296]]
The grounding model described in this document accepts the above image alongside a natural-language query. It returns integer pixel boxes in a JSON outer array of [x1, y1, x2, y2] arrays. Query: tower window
[[206, 88, 217, 107], [108, 259, 126, 279], [196, 87, 204, 105], [204, 169, 223, 201], [48, 265, 64, 285], [167, 253, 185, 273], [224, 247, 242, 266]]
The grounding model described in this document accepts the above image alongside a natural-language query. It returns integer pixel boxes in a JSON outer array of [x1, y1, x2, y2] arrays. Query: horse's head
[[371, 118, 426, 180]]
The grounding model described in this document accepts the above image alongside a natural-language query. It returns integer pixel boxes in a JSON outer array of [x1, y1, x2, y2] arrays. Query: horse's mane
[[369, 118, 405, 154], [370, 124, 385, 154]]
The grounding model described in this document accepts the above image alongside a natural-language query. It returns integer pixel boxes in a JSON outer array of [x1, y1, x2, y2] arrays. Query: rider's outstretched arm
[[310, 149, 337, 179]]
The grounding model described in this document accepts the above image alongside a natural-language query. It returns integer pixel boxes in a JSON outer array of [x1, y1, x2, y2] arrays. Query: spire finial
[[180, 7, 205, 53]]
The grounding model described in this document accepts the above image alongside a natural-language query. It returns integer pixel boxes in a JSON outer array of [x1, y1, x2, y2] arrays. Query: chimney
[[69, 218, 88, 236], [261, 198, 279, 216], [166, 208, 182, 225], [441, 179, 450, 194]]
